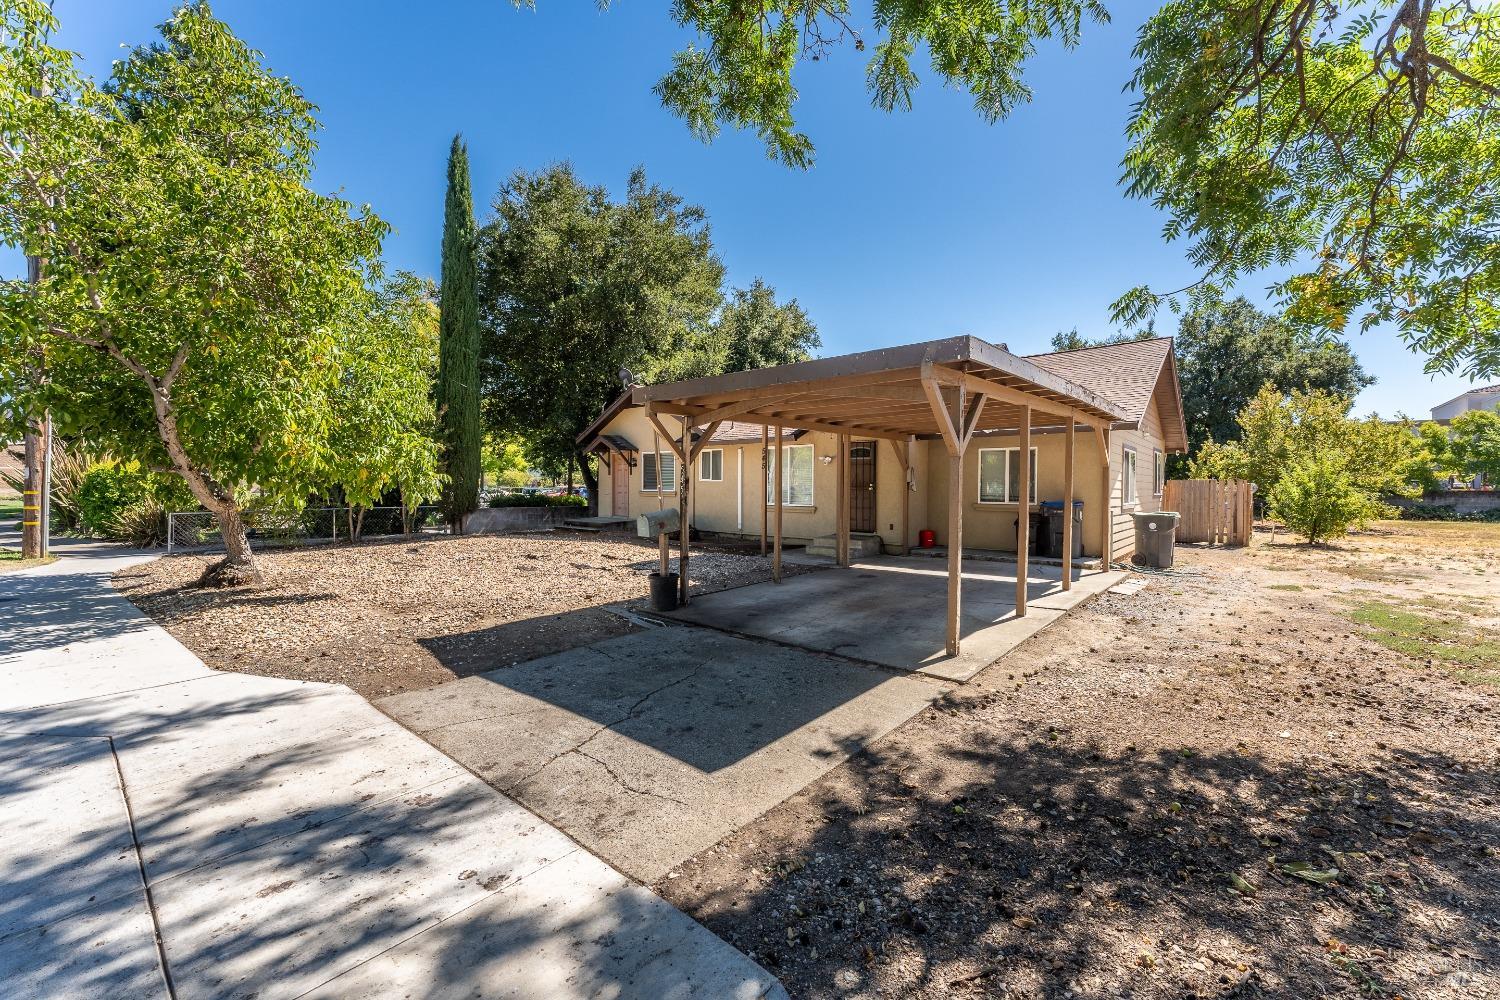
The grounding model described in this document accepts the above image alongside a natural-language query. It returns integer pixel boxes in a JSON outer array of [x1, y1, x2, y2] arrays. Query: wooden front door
[[611, 453, 630, 516], [849, 440, 876, 533]]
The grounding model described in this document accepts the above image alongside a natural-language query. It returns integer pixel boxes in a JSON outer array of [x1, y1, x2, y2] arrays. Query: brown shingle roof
[[1025, 338, 1172, 422]]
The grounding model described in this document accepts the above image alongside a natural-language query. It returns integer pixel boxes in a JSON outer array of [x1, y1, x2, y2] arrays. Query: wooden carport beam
[[922, 364, 1096, 426], [886, 436, 914, 555], [1015, 404, 1031, 618]]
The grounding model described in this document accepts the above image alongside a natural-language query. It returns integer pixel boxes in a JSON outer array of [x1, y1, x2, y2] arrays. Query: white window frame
[[640, 450, 678, 493], [1153, 449, 1165, 498], [976, 446, 1038, 505], [699, 448, 724, 482], [765, 443, 815, 507], [1122, 445, 1138, 506]]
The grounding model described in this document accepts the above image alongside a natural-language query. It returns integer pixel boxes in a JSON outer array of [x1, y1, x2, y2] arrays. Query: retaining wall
[[463, 506, 574, 534], [1389, 490, 1500, 515]]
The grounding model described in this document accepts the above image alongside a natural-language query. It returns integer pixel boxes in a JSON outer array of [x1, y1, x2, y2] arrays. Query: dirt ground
[[659, 521, 1500, 999], [115, 530, 803, 698]]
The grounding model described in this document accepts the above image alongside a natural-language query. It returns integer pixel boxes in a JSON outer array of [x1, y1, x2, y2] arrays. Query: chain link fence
[[166, 506, 445, 554]]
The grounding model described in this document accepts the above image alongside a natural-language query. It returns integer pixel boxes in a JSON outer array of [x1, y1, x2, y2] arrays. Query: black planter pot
[[648, 571, 680, 612]]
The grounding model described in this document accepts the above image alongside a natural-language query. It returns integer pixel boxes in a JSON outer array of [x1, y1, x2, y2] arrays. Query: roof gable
[[1025, 337, 1189, 451]]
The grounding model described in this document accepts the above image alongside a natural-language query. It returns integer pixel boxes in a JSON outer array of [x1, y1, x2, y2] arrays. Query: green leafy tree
[[325, 274, 444, 537], [654, 277, 820, 381], [477, 163, 724, 494], [1117, 1, 1500, 379], [1189, 385, 1421, 503], [561, 3, 1499, 380], [1047, 327, 1156, 353], [1267, 453, 1381, 545], [639, 1, 1107, 168], [437, 135, 482, 530], [1174, 291, 1371, 458], [0, 2, 387, 584], [483, 433, 533, 489], [1449, 406, 1500, 487]]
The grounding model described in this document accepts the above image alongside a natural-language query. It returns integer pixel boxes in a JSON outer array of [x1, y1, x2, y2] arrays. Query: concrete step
[[805, 533, 884, 559]]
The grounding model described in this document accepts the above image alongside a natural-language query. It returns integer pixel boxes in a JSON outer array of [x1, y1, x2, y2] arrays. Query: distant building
[[1430, 384, 1500, 424]]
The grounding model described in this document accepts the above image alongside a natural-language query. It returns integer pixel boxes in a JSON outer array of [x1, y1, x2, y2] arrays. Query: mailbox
[[637, 508, 681, 538]]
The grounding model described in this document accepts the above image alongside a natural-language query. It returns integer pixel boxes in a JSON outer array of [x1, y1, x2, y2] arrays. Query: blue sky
[[23, 0, 1483, 417]]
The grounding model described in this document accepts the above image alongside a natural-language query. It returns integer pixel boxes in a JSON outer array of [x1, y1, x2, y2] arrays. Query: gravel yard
[[659, 521, 1500, 999], [116, 531, 805, 698]]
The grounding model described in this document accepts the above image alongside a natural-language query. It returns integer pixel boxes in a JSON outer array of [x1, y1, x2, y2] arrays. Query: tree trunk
[[145, 374, 263, 586], [576, 448, 598, 515]]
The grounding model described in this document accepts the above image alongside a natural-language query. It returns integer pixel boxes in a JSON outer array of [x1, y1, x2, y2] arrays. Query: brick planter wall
[[1389, 490, 1500, 515]]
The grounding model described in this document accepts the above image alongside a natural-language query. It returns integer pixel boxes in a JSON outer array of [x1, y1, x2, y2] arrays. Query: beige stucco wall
[[593, 387, 1174, 561]]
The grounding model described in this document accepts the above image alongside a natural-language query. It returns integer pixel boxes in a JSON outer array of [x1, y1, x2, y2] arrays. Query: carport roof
[[631, 335, 1129, 441]]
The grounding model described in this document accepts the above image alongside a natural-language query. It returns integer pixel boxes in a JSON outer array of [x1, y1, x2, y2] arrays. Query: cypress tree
[[436, 134, 481, 530]]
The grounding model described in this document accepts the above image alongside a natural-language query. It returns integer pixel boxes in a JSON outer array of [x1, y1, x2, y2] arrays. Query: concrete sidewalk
[[0, 540, 785, 1000]]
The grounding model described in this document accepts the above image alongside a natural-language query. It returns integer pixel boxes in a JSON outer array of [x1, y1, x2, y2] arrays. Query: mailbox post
[[637, 508, 682, 610]]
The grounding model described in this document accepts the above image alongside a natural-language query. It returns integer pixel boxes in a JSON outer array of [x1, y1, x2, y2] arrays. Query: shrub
[[77, 460, 197, 542], [1268, 454, 1387, 545], [486, 491, 588, 509], [110, 499, 172, 547]]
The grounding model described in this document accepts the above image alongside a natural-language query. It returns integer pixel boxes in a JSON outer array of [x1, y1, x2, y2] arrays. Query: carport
[[634, 336, 1129, 656]]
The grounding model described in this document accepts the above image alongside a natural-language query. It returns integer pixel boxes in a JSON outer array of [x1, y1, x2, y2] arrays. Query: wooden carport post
[[836, 433, 850, 566], [1016, 404, 1031, 618], [759, 425, 768, 555], [922, 363, 986, 657], [773, 424, 784, 582], [1062, 418, 1075, 591], [1095, 423, 1112, 570]]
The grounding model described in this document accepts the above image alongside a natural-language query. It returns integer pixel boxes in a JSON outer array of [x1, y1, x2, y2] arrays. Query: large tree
[[1048, 292, 1370, 466], [0, 2, 391, 584], [654, 277, 821, 382], [477, 164, 724, 494], [1174, 291, 1371, 457], [556, 3, 1500, 379], [436, 135, 482, 530]]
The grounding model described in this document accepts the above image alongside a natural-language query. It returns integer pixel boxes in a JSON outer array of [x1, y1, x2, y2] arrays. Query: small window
[[699, 448, 723, 482], [1153, 449, 1165, 497], [641, 450, 677, 493], [976, 447, 1037, 504], [766, 443, 814, 506], [1122, 446, 1138, 505]]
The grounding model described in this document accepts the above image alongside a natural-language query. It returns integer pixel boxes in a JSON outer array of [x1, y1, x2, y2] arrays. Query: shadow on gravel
[[671, 726, 1497, 999]]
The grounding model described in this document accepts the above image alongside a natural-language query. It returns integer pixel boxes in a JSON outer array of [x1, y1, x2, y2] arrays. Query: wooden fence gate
[[1162, 479, 1254, 546]]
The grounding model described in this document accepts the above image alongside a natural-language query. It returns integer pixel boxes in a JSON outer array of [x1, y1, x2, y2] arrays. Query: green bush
[[77, 460, 197, 542], [486, 491, 588, 509], [1268, 455, 1387, 545]]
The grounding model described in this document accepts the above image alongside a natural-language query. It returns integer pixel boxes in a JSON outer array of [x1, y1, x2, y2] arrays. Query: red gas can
[[918, 529, 936, 548]]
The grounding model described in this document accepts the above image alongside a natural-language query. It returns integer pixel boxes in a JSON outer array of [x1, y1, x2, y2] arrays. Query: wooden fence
[[1162, 479, 1254, 546]]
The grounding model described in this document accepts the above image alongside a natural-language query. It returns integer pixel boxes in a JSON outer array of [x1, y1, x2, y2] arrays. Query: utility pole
[[21, 256, 48, 559]]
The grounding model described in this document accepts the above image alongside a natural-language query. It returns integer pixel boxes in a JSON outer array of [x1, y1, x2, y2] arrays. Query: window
[[977, 447, 1037, 504], [765, 443, 814, 506], [1122, 446, 1138, 505], [641, 450, 677, 492], [699, 448, 723, 482], [1153, 449, 1165, 497]]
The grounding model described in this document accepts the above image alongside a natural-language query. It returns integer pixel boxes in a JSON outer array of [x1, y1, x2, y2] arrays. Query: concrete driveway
[[379, 627, 948, 883], [0, 540, 784, 999], [668, 555, 1125, 681]]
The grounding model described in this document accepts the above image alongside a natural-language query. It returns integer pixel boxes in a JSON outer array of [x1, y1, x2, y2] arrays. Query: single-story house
[[578, 334, 1187, 654]]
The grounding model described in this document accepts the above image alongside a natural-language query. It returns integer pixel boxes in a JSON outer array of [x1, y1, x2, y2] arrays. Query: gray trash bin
[[1040, 500, 1084, 558], [1131, 511, 1179, 568]]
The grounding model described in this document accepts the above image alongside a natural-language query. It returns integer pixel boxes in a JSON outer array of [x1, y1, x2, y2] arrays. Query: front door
[[611, 453, 630, 516], [849, 440, 876, 533]]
